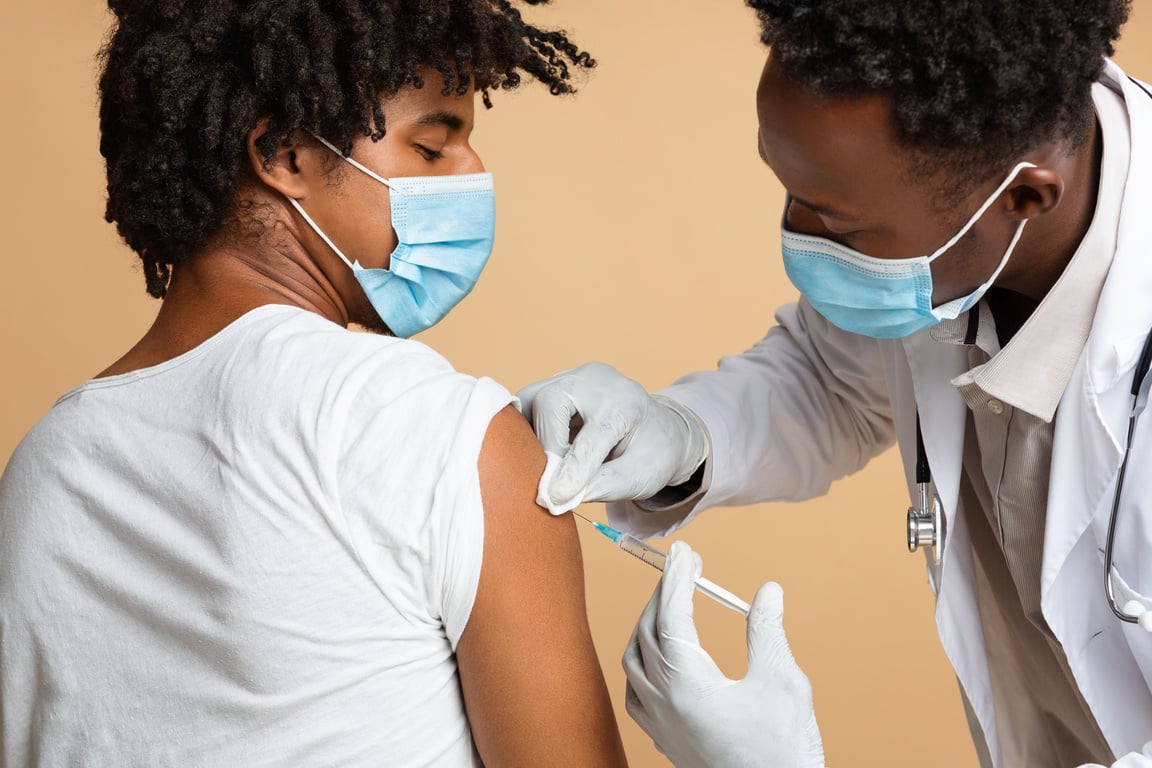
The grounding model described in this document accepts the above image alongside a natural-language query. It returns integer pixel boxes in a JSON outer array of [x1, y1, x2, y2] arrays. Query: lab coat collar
[[1080, 61, 1152, 392]]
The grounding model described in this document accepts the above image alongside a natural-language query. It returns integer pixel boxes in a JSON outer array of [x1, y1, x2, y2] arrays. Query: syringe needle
[[574, 514, 751, 617]]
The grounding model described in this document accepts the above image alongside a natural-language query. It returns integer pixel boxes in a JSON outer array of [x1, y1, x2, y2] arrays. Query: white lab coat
[[614, 60, 1152, 767]]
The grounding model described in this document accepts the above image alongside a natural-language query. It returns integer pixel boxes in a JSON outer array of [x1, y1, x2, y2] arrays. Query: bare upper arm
[[456, 405, 628, 768]]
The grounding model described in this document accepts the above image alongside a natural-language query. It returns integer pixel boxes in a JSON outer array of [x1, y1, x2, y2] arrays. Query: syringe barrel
[[618, 533, 751, 617], [617, 534, 668, 571]]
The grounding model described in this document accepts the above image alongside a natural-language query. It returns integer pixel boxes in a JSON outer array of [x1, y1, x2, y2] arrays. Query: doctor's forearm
[[656, 307, 894, 508]]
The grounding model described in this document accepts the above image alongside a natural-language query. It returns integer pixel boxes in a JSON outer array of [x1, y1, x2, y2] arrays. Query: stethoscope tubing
[[1104, 411, 1141, 622], [1104, 325, 1152, 624]]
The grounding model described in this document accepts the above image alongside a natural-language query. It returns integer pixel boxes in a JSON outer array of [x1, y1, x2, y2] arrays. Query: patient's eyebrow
[[415, 111, 465, 131]]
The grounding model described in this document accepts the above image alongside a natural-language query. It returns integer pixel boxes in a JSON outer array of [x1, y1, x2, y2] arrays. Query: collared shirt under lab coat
[[609, 60, 1152, 767]]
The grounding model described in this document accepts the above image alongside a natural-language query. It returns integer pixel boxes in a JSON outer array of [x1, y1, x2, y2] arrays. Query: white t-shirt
[[0, 305, 513, 767]]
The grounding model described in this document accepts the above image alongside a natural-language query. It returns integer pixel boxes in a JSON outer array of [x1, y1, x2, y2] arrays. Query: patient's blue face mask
[[287, 135, 495, 338], [780, 162, 1035, 339]]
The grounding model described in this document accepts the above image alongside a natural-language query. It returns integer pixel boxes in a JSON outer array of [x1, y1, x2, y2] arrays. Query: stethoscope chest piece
[[907, 415, 944, 565], [907, 488, 943, 565]]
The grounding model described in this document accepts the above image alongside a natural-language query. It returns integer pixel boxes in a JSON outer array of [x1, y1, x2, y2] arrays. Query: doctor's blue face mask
[[286, 135, 495, 338], [780, 161, 1036, 339]]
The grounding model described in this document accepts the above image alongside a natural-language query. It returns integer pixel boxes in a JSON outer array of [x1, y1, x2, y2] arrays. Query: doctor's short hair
[[98, 0, 593, 299], [746, 0, 1131, 199]]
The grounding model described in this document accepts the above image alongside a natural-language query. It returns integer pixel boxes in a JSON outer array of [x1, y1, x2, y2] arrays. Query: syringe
[[575, 513, 751, 617]]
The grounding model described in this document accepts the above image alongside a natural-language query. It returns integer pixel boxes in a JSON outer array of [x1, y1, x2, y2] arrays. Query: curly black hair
[[747, 0, 1131, 196], [99, 0, 594, 297]]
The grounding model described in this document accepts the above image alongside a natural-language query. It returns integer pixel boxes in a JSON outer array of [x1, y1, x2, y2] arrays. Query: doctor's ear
[[245, 119, 319, 199], [1003, 166, 1064, 222]]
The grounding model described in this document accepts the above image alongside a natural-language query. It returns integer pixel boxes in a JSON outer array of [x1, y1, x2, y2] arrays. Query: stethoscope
[[907, 326, 1152, 631]]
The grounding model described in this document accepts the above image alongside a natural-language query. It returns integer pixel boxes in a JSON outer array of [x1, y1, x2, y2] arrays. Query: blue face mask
[[780, 161, 1035, 339], [287, 135, 495, 338]]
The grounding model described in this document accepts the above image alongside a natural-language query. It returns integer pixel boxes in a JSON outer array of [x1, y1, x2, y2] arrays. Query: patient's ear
[[245, 118, 314, 199]]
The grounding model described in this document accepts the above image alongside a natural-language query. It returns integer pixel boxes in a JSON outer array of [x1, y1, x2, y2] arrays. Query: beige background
[[2, 2, 1149, 765]]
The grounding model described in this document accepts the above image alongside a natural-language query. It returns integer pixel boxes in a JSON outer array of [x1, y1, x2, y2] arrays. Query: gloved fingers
[[746, 580, 802, 680], [550, 408, 638, 503], [622, 622, 665, 703], [580, 449, 669, 503], [624, 684, 678, 767], [622, 680, 652, 732], [632, 574, 680, 691], [802, 707, 826, 764], [513, 383, 541, 423], [514, 369, 574, 422], [520, 381, 581, 457], [656, 541, 705, 654]]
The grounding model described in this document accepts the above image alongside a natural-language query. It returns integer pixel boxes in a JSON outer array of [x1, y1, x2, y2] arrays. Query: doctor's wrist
[[652, 394, 710, 483], [634, 462, 707, 511]]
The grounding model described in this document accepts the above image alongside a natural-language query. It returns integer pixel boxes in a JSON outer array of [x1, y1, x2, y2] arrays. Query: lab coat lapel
[[1044, 62, 1152, 595], [1042, 356, 1152, 755], [898, 331, 1006, 761], [1040, 61, 1152, 753]]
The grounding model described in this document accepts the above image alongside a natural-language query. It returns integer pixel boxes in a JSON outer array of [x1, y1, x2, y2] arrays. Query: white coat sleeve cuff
[[606, 454, 714, 539]]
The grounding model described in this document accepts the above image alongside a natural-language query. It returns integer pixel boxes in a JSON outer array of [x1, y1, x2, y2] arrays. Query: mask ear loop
[[310, 135, 396, 189], [925, 161, 1037, 264], [284, 133, 398, 272], [285, 196, 360, 271], [967, 218, 1028, 296]]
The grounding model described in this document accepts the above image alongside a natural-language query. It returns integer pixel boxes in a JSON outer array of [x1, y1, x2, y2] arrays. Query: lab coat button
[[986, 398, 1005, 415]]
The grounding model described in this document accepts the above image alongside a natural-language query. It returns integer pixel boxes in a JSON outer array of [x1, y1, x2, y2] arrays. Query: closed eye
[[414, 144, 444, 161]]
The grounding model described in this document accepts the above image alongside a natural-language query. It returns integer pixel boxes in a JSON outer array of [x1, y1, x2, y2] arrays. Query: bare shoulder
[[459, 405, 628, 768], [477, 405, 549, 509], [476, 406, 578, 554]]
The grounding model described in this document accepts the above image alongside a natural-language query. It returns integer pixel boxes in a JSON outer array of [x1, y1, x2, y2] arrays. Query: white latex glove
[[516, 363, 708, 508], [623, 541, 825, 768]]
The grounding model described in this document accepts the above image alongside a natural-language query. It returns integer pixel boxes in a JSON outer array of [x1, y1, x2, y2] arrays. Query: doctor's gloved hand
[[516, 363, 709, 508], [623, 542, 825, 768]]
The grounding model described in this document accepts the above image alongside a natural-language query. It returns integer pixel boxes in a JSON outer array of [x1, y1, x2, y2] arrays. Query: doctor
[[520, 0, 1152, 765]]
